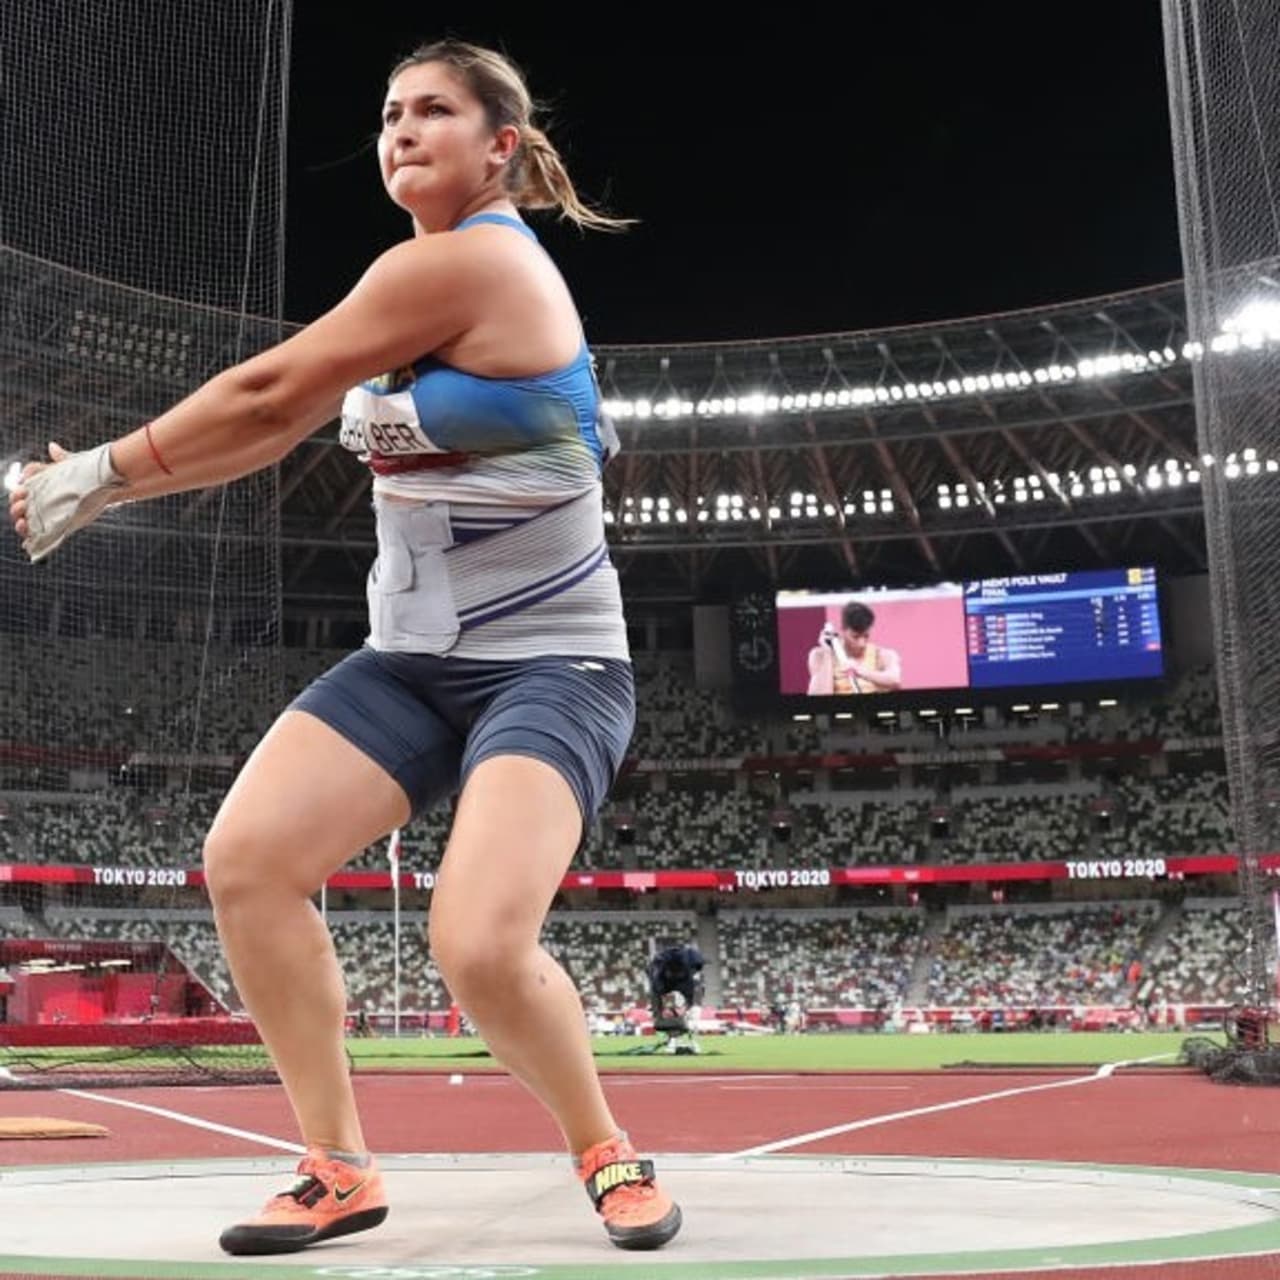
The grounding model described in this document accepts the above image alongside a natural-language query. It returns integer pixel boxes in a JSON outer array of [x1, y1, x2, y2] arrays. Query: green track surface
[[0, 1031, 1205, 1080]]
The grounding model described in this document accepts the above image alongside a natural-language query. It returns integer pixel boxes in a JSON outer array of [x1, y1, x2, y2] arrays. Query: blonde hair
[[390, 40, 633, 232]]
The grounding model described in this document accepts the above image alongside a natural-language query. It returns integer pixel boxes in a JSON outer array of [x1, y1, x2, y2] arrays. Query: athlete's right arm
[[8, 234, 504, 551], [807, 645, 834, 695], [112, 233, 504, 497]]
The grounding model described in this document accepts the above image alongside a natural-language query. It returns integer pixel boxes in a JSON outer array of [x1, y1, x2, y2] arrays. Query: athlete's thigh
[[204, 709, 413, 895], [430, 753, 582, 946], [430, 657, 634, 944]]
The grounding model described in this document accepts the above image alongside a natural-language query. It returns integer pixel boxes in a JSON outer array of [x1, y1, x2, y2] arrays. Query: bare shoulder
[[436, 221, 581, 374], [366, 228, 514, 302]]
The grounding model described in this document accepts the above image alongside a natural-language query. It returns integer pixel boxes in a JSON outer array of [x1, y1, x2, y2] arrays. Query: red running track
[[2, 1069, 1279, 1279]]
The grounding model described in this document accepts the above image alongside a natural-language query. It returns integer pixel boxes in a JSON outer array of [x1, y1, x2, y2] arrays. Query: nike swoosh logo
[[333, 1180, 367, 1204]]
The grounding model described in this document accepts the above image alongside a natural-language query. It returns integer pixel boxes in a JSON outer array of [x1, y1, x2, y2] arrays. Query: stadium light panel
[[1222, 300, 1280, 338]]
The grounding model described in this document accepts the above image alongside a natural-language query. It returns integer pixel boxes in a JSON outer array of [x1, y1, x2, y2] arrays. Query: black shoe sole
[[219, 1205, 389, 1256], [607, 1203, 683, 1251]]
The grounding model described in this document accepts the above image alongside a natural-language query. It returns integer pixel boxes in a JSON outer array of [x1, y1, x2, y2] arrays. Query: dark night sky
[[284, 6, 1184, 346]]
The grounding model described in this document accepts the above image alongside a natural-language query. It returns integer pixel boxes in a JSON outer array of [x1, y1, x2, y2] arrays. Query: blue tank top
[[338, 213, 615, 505]]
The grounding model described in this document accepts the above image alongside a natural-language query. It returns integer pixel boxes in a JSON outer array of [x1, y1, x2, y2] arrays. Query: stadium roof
[[276, 277, 1208, 611], [3, 251, 1218, 620]]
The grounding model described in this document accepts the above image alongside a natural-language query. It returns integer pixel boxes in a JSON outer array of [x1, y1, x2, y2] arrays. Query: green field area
[[0, 1031, 1209, 1081], [345, 1030, 1198, 1073]]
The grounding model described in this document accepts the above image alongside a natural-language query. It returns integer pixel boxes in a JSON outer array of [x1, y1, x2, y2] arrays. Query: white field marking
[[59, 1087, 305, 1154], [1096, 1050, 1177, 1077], [713, 1053, 1176, 1162]]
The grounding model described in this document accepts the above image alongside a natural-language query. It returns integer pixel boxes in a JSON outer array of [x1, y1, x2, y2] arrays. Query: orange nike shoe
[[219, 1147, 389, 1256], [576, 1132, 682, 1250]]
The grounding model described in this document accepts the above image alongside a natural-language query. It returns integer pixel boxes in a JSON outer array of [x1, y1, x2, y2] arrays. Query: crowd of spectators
[[718, 909, 922, 1009], [925, 905, 1157, 1006], [8, 898, 1271, 1016], [1140, 900, 1271, 1005]]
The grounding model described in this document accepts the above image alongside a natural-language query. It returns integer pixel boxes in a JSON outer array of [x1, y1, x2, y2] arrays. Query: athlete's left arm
[[855, 647, 902, 691]]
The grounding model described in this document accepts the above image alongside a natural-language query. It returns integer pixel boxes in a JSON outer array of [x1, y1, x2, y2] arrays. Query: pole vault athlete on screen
[[806, 600, 902, 695]]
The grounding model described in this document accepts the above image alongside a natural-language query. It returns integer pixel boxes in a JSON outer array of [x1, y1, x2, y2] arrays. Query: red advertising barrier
[[0, 852, 1270, 893], [0, 1017, 261, 1048]]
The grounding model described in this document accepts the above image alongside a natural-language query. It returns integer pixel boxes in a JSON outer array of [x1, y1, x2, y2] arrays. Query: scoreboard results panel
[[964, 568, 1164, 688], [769, 566, 1164, 700]]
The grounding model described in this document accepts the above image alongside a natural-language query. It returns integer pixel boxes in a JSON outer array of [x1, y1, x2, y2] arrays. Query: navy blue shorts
[[289, 647, 635, 825]]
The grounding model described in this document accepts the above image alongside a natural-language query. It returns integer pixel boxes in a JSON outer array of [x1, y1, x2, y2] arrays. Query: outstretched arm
[[9, 232, 496, 547]]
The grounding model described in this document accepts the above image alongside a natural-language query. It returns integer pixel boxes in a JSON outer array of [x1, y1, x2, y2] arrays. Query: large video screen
[[776, 567, 1164, 697]]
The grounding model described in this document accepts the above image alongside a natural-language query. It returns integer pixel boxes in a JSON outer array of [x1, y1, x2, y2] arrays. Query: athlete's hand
[[9, 441, 126, 562], [6, 442, 68, 540]]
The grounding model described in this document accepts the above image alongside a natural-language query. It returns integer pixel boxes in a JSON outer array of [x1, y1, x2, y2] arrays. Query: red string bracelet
[[145, 422, 174, 476]]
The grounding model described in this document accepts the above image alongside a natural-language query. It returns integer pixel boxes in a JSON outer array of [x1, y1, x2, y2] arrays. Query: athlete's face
[[378, 63, 517, 225], [841, 627, 870, 658]]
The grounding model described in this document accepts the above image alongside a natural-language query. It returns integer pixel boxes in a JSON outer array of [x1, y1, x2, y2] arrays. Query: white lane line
[[713, 1055, 1171, 1162], [58, 1088, 304, 1154], [3, 1052, 299, 1151], [1096, 1051, 1177, 1077]]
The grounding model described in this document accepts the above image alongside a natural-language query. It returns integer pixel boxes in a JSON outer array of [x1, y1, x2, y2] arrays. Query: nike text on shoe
[[576, 1133, 682, 1250]]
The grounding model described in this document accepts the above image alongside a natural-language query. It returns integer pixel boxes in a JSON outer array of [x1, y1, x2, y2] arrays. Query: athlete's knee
[[202, 815, 310, 906], [428, 914, 530, 1003]]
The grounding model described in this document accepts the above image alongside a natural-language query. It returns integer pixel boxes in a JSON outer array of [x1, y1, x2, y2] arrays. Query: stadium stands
[[926, 904, 1157, 1006]]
